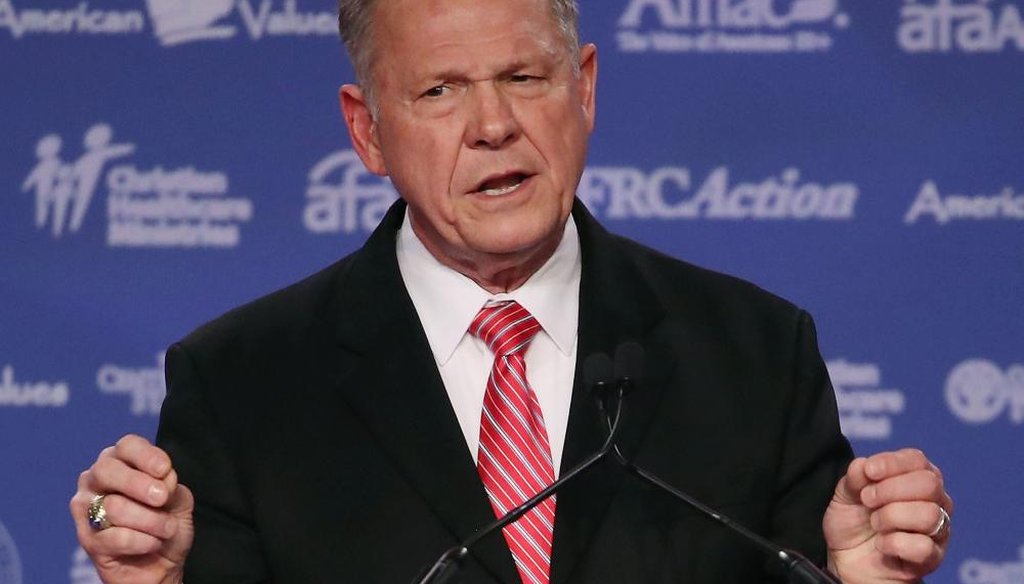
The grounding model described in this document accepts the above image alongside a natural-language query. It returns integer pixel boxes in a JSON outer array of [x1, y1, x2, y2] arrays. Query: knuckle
[[97, 446, 115, 463], [106, 527, 135, 551], [103, 493, 126, 517], [876, 505, 897, 528], [91, 457, 119, 487], [114, 434, 135, 456], [905, 447, 925, 459], [909, 535, 934, 561]]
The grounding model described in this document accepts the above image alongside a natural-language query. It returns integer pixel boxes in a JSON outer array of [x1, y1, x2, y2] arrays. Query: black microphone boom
[[412, 351, 627, 584], [414, 343, 840, 584], [599, 344, 842, 584]]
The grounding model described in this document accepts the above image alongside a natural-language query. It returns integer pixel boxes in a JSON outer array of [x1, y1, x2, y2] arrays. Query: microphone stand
[[413, 384, 626, 584], [601, 392, 842, 584]]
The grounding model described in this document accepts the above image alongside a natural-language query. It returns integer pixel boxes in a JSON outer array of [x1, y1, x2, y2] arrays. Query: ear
[[339, 84, 387, 176], [577, 43, 598, 133]]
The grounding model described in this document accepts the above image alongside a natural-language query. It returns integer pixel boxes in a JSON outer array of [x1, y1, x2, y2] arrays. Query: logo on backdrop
[[303, 150, 399, 235], [578, 165, 858, 221], [946, 358, 1024, 425], [0, 365, 70, 408], [960, 544, 1024, 583], [96, 354, 166, 416], [0, 1, 145, 38], [899, 0, 1024, 53], [0, 519, 23, 584], [904, 180, 1024, 225], [826, 359, 906, 440], [300, 156, 860, 232], [0, 0, 335, 44], [146, 0, 335, 46], [70, 547, 101, 584], [616, 0, 850, 53], [22, 123, 253, 248]]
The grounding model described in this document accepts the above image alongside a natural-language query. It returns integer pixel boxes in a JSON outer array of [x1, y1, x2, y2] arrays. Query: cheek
[[381, 121, 464, 207]]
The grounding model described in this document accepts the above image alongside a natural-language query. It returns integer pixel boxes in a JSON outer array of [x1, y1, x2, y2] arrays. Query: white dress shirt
[[396, 211, 581, 476]]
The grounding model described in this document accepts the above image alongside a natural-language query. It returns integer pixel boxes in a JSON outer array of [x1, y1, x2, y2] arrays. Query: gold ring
[[87, 494, 112, 530]]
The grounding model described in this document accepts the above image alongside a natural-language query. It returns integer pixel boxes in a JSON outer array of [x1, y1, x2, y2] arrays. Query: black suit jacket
[[157, 199, 853, 583]]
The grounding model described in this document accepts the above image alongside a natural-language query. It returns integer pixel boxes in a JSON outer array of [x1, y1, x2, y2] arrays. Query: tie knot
[[470, 301, 541, 357]]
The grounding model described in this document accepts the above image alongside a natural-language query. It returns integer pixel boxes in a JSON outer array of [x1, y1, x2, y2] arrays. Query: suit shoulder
[[609, 233, 804, 324], [176, 251, 359, 356]]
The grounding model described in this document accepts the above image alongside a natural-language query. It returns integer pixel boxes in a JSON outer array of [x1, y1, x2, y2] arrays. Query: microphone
[[599, 344, 842, 584], [412, 350, 628, 584]]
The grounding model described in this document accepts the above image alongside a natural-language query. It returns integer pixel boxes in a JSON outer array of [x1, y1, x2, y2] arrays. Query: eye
[[509, 74, 538, 83], [422, 85, 449, 98]]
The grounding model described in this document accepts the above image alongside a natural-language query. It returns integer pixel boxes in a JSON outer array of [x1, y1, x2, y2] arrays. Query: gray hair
[[337, 0, 581, 111]]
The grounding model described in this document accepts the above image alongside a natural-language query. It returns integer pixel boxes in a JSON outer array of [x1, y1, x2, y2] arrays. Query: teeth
[[481, 182, 521, 196], [478, 174, 525, 196]]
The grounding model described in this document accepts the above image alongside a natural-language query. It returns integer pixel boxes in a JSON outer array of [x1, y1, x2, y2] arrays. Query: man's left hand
[[824, 448, 952, 583]]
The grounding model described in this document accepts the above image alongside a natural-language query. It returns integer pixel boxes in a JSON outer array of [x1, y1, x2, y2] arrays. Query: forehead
[[370, 0, 564, 76]]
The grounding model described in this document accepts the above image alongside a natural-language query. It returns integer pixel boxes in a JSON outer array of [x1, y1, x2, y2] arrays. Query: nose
[[465, 83, 520, 150]]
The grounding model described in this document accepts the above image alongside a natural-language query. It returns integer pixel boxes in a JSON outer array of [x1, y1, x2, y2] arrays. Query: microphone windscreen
[[613, 342, 645, 382], [583, 352, 613, 390]]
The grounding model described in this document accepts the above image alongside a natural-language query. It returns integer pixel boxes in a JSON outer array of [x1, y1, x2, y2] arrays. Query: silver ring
[[87, 494, 112, 531], [927, 505, 950, 540]]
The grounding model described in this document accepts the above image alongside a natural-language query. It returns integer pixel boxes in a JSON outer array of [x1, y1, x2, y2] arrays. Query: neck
[[411, 222, 563, 295]]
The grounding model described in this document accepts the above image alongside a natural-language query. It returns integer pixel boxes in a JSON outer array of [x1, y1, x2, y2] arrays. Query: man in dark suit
[[71, 0, 953, 582]]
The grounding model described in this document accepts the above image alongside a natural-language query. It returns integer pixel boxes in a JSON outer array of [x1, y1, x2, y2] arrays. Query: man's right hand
[[70, 434, 195, 584]]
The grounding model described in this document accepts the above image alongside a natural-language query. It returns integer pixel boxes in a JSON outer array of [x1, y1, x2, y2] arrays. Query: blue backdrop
[[2, 1, 1022, 582]]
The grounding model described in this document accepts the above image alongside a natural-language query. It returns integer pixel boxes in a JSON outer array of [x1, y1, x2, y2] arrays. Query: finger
[[113, 434, 173, 479], [72, 497, 164, 558], [84, 454, 171, 508], [97, 494, 178, 540], [165, 476, 192, 516], [833, 457, 869, 504], [870, 501, 945, 535], [84, 526, 165, 557], [863, 448, 931, 482], [874, 531, 944, 575], [861, 468, 944, 509]]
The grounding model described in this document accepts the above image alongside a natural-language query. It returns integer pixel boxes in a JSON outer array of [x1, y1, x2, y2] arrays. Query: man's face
[[342, 0, 597, 281]]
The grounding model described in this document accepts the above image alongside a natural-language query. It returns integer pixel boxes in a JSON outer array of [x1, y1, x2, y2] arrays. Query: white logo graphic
[[96, 354, 166, 416], [22, 123, 254, 248], [578, 166, 858, 221], [960, 544, 1024, 583], [146, 0, 336, 46], [0, 520, 22, 584], [904, 180, 1024, 225], [145, 0, 235, 46], [70, 547, 101, 584], [617, 0, 850, 53], [0, 0, 144, 38], [946, 359, 1024, 425], [899, 0, 1024, 53], [827, 359, 906, 440], [0, 365, 70, 408], [0, 0, 334, 44], [303, 150, 399, 234], [22, 124, 135, 237]]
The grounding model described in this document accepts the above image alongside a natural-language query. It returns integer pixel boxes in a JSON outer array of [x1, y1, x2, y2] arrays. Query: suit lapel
[[550, 201, 680, 584], [326, 202, 520, 583], [322, 200, 681, 584]]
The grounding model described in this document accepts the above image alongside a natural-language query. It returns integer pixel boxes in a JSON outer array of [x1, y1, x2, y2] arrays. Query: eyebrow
[[422, 51, 561, 85]]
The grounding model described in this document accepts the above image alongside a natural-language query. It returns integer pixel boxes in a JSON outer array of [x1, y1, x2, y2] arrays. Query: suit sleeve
[[157, 342, 271, 584], [768, 310, 854, 566]]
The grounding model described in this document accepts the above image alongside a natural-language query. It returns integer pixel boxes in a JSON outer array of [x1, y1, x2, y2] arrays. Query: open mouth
[[473, 172, 530, 197]]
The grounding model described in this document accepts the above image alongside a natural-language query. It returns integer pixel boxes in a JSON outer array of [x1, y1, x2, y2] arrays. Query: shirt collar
[[396, 210, 581, 365]]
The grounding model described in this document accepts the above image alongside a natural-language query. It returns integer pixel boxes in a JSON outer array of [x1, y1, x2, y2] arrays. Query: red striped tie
[[470, 301, 555, 584]]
